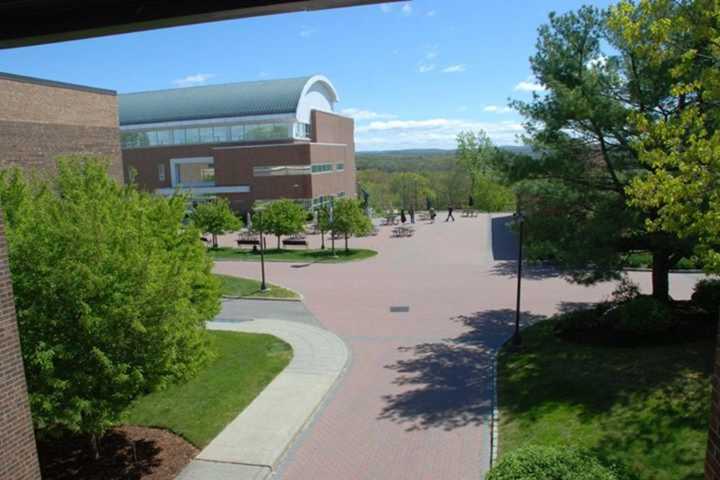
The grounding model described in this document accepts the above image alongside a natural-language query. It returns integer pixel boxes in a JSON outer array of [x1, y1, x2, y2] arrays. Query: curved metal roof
[[119, 75, 338, 126]]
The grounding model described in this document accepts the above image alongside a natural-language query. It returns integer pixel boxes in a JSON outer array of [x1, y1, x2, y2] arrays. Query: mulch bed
[[38, 425, 198, 480]]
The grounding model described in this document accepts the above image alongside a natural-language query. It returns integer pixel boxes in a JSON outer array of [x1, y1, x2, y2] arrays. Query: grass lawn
[[122, 330, 292, 448], [208, 247, 378, 263], [626, 251, 700, 270], [215, 273, 299, 299], [497, 319, 714, 480]]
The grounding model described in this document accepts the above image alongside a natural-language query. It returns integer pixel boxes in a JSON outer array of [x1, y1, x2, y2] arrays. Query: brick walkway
[[214, 213, 701, 480]]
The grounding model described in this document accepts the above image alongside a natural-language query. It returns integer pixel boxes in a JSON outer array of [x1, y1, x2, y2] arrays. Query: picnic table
[[392, 225, 415, 238]]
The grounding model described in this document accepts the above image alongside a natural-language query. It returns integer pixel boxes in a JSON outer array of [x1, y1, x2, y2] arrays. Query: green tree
[[612, 0, 720, 273], [191, 198, 241, 248], [254, 199, 306, 249], [504, 3, 695, 300], [330, 198, 373, 252], [0, 157, 219, 456], [390, 172, 435, 209]]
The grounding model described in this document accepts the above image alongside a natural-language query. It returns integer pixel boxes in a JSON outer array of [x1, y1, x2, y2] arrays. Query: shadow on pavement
[[378, 309, 545, 431], [490, 215, 562, 279]]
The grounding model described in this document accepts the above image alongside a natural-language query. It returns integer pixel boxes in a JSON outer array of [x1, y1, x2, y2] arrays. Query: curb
[[177, 318, 349, 479]]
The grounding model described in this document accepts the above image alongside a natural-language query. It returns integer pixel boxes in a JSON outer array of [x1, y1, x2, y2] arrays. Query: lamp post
[[257, 208, 267, 291], [329, 196, 336, 257], [513, 210, 525, 346]]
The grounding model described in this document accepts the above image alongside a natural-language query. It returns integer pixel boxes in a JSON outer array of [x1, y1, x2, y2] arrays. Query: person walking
[[409, 207, 415, 224], [429, 208, 437, 223], [446, 206, 455, 222], [400, 209, 407, 224]]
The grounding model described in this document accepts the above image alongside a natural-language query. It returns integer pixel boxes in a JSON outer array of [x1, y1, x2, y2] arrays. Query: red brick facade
[[707, 325, 720, 479], [122, 109, 356, 213], [0, 211, 41, 480]]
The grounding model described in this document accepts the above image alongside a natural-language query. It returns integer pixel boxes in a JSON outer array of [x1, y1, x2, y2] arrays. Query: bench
[[282, 237, 309, 248], [236, 238, 260, 247]]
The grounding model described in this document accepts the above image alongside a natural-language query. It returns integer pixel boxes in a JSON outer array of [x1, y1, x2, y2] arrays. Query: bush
[[691, 278, 720, 317], [487, 446, 619, 480], [0, 157, 220, 450], [554, 307, 606, 336], [608, 296, 672, 336]]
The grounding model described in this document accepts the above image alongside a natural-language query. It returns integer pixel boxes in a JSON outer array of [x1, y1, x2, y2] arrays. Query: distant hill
[[356, 145, 535, 172]]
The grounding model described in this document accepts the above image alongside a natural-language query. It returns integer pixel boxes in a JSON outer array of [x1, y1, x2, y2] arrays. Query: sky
[[0, 0, 613, 151]]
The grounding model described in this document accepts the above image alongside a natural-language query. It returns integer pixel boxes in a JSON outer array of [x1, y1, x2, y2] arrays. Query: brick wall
[[0, 211, 41, 480], [0, 74, 121, 179], [707, 325, 720, 478]]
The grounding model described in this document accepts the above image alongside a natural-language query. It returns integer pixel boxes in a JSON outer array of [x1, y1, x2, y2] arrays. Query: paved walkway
[[177, 310, 348, 480], [214, 213, 701, 480]]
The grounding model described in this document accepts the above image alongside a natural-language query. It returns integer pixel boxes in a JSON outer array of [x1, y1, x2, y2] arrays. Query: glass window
[[230, 125, 244, 141], [213, 126, 229, 143], [186, 128, 200, 144], [157, 130, 172, 145], [198, 127, 213, 143], [146, 130, 159, 146], [158, 164, 166, 181], [173, 128, 187, 144], [336, 163, 345, 171], [254, 165, 311, 177], [312, 163, 333, 174], [176, 161, 215, 186]]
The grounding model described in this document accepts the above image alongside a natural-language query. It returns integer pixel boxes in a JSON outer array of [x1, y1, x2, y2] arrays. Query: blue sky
[[0, 0, 612, 151]]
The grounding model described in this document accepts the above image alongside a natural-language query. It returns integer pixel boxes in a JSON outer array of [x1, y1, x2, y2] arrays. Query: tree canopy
[[0, 157, 220, 450], [330, 198, 373, 252], [252, 199, 306, 249], [191, 197, 241, 248], [502, 1, 698, 299], [614, 0, 720, 273]]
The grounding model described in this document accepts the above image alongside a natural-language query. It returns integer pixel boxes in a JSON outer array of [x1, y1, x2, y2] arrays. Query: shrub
[[691, 278, 720, 317], [0, 157, 220, 453], [486, 446, 619, 480], [604, 295, 672, 336], [554, 307, 607, 337]]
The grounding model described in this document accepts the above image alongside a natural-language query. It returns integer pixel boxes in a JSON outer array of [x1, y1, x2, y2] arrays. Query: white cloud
[[401, 3, 412, 15], [442, 64, 466, 73], [418, 63, 436, 73], [340, 108, 397, 120], [514, 79, 546, 92], [355, 117, 524, 150], [586, 55, 607, 69], [426, 10, 437, 16], [380, 3, 393, 13], [483, 105, 513, 113], [173, 73, 215, 87], [299, 26, 315, 37]]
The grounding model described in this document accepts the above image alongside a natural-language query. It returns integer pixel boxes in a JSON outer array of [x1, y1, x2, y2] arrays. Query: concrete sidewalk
[[177, 317, 349, 480]]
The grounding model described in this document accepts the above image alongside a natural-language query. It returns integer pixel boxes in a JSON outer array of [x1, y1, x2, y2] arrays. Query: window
[[311, 163, 333, 174], [213, 126, 229, 143], [294, 122, 311, 138], [158, 164, 166, 181], [156, 130, 172, 145], [336, 163, 345, 172], [253, 165, 311, 177], [198, 127, 213, 143], [230, 125, 244, 141], [185, 128, 200, 144], [173, 129, 187, 144], [174, 159, 215, 187]]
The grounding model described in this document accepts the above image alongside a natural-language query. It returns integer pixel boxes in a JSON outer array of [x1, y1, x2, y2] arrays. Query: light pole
[[513, 211, 525, 346], [329, 196, 336, 257], [257, 208, 267, 291]]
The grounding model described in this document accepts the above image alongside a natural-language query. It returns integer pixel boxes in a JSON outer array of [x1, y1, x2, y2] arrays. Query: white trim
[[213, 142, 346, 150], [120, 113, 296, 130], [156, 186, 250, 196]]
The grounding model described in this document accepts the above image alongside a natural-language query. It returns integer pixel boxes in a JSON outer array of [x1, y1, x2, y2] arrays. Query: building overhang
[[0, 0, 404, 49]]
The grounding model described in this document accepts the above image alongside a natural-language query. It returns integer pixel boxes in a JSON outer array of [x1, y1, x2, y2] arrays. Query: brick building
[[120, 75, 356, 213], [0, 72, 121, 178], [0, 72, 121, 480]]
